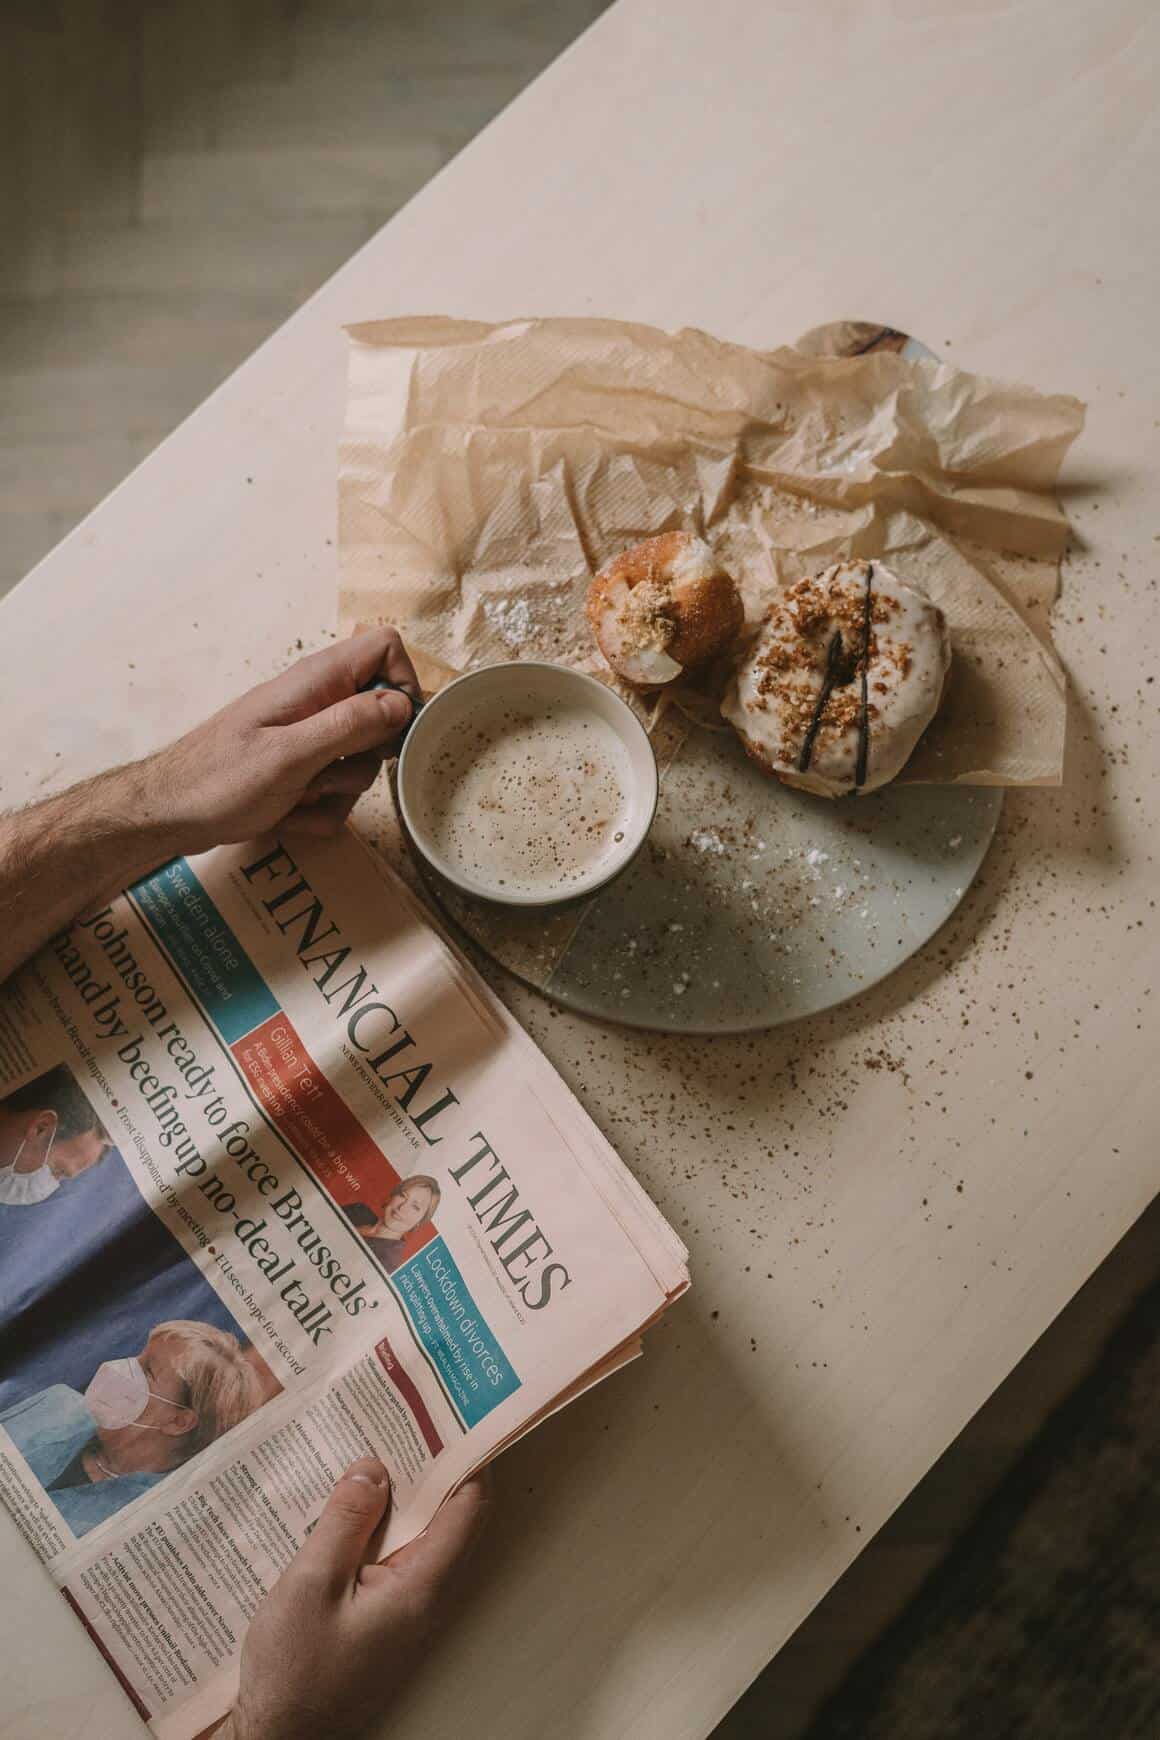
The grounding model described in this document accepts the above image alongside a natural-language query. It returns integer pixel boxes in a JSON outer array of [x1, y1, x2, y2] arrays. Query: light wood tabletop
[[0, 1, 1156, 1736]]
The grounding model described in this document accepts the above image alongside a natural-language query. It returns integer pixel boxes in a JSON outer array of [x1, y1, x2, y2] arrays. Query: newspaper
[[0, 826, 688, 1738]]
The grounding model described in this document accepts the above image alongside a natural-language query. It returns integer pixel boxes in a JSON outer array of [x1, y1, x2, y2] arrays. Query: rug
[[805, 1276, 1160, 1739]]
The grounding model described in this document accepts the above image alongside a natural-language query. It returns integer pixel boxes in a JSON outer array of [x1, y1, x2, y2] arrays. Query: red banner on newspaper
[[375, 1336, 444, 1457], [232, 1014, 402, 1202], [62, 1591, 152, 1721]]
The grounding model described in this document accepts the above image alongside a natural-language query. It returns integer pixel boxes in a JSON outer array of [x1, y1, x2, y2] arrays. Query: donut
[[587, 532, 744, 688], [722, 560, 950, 797]]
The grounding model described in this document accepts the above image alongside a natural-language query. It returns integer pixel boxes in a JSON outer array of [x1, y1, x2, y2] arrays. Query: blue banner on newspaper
[[131, 859, 278, 1044], [390, 1238, 520, 1427]]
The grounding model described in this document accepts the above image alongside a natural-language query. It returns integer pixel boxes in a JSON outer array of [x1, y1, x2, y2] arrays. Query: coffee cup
[[396, 663, 658, 907]]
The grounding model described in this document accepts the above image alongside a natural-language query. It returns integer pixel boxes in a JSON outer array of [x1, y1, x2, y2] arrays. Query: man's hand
[[148, 627, 419, 850], [223, 1459, 489, 1740], [0, 626, 420, 985]]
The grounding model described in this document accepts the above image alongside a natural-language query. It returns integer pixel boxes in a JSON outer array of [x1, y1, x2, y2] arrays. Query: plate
[[423, 726, 1001, 1034], [417, 320, 1001, 1034]]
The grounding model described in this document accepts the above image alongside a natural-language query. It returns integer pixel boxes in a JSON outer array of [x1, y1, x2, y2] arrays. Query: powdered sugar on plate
[[689, 827, 728, 855]]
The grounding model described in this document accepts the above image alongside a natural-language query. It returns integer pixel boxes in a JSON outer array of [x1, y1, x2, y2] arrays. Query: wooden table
[[1, 2, 1156, 1734]]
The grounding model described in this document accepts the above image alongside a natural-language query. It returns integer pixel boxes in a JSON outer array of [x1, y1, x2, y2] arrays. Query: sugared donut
[[587, 532, 744, 688], [722, 560, 950, 797]]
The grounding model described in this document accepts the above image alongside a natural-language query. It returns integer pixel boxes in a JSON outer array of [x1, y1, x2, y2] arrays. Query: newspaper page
[[0, 826, 688, 1738]]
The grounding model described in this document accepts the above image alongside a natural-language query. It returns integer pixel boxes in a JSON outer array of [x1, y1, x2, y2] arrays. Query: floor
[[2, 4, 1156, 1734], [0, 0, 611, 597]]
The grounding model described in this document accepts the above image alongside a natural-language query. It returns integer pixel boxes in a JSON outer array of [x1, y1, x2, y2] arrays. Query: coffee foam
[[415, 697, 635, 898]]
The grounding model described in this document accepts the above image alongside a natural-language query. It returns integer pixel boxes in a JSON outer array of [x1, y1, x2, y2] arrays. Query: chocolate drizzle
[[798, 629, 847, 774], [854, 562, 874, 790], [795, 562, 876, 784]]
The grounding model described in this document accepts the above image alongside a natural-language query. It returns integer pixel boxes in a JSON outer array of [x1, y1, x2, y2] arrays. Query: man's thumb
[[296, 1459, 391, 1592], [379, 1472, 490, 1601]]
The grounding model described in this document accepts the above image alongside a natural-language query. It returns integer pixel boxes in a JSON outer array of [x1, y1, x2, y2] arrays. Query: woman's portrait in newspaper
[[0, 1318, 270, 1536], [344, 1174, 441, 1274]]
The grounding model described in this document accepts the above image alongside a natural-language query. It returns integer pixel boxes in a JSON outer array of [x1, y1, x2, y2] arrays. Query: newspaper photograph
[[0, 826, 688, 1738]]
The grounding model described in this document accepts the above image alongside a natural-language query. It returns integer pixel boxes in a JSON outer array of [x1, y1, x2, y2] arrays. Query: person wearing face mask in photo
[[344, 1175, 441, 1273], [0, 1318, 262, 1535], [0, 1065, 113, 1208]]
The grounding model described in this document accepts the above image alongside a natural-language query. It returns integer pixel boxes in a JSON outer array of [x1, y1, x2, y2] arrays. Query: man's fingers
[[283, 687, 412, 776], [301, 751, 383, 803], [372, 1474, 490, 1604], [294, 1459, 392, 1594], [351, 620, 422, 704], [283, 751, 381, 833], [257, 629, 418, 726]]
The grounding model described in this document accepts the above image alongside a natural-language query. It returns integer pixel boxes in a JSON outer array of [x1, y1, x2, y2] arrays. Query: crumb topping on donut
[[722, 560, 950, 797], [587, 531, 743, 688], [750, 568, 904, 770], [614, 574, 680, 654]]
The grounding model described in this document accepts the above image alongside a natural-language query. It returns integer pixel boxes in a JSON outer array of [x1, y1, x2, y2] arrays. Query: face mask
[[0, 1134, 59, 1206], [84, 1358, 189, 1432]]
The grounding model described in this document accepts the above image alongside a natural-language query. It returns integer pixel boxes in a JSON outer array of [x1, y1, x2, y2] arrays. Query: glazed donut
[[587, 532, 744, 688], [722, 560, 950, 797]]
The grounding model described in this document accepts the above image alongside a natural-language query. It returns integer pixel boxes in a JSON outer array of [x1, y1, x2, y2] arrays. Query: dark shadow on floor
[[712, 1193, 1160, 1738]]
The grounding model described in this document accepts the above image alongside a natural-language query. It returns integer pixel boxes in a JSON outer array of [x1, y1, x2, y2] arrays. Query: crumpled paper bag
[[338, 316, 1084, 785]]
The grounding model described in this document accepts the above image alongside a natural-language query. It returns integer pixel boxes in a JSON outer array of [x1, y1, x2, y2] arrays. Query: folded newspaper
[[0, 827, 689, 1737]]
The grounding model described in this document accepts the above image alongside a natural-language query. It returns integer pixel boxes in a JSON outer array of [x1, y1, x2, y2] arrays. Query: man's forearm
[[0, 761, 184, 985], [0, 629, 418, 989]]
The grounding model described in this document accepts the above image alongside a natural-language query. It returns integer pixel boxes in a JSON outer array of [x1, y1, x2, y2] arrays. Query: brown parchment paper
[[338, 316, 1085, 785]]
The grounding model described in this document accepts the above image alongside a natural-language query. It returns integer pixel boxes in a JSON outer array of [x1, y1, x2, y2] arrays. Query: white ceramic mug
[[396, 662, 658, 907]]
